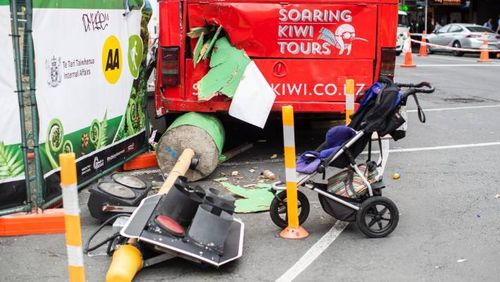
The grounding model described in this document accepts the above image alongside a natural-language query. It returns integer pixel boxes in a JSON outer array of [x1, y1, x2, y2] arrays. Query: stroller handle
[[396, 81, 435, 123], [396, 82, 435, 96]]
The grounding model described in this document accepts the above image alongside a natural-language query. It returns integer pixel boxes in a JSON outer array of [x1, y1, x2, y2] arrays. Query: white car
[[427, 23, 500, 57], [396, 10, 409, 56]]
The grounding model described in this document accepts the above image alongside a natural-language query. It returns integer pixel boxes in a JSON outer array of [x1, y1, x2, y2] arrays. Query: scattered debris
[[243, 184, 256, 188], [270, 154, 278, 159], [148, 130, 158, 147], [392, 172, 400, 180], [258, 179, 265, 183], [261, 170, 276, 180], [221, 142, 254, 163], [257, 139, 267, 143], [249, 169, 255, 173], [456, 258, 467, 263], [434, 265, 443, 269], [231, 171, 239, 176], [151, 180, 163, 187], [221, 182, 274, 213], [213, 177, 228, 182], [495, 194, 500, 199]]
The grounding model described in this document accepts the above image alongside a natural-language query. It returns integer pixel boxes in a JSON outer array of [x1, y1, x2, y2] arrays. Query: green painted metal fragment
[[208, 37, 244, 68], [187, 26, 209, 38], [221, 182, 274, 213], [193, 32, 205, 67], [197, 37, 251, 101], [202, 26, 223, 61]]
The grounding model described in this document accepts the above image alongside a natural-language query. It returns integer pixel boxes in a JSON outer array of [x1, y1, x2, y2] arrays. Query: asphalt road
[[1, 54, 500, 281]]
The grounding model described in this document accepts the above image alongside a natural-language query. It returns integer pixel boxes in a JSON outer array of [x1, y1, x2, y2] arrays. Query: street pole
[[424, 0, 428, 34]]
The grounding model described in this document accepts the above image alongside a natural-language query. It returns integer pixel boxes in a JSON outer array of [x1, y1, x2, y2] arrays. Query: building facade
[[400, 0, 500, 32]]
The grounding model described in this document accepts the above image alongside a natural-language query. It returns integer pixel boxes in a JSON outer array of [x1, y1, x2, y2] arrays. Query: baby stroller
[[269, 77, 434, 238]]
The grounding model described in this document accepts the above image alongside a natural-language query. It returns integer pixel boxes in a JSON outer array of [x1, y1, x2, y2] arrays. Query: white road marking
[[275, 221, 348, 282], [423, 55, 482, 63], [413, 64, 500, 67], [407, 104, 500, 113], [365, 142, 500, 155]]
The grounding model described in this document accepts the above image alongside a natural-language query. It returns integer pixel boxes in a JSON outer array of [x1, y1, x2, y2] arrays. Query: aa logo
[[102, 35, 122, 84], [128, 35, 143, 78]]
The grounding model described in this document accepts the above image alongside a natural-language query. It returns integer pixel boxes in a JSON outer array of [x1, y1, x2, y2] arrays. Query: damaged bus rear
[[155, 0, 399, 116]]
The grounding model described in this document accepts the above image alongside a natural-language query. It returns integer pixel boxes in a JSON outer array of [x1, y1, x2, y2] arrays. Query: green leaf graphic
[[96, 111, 108, 149], [0, 142, 24, 180]]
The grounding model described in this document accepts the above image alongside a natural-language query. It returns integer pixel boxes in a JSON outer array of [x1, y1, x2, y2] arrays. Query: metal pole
[[24, 0, 45, 208], [10, 0, 33, 211], [425, 0, 428, 34], [0, 205, 31, 217]]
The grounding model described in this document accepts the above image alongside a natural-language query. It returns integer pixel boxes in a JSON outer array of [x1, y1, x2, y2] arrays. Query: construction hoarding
[[0, 0, 27, 210], [31, 0, 150, 204]]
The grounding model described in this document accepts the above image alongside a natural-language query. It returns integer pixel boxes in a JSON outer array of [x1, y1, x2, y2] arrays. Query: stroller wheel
[[356, 196, 399, 238], [269, 190, 310, 229]]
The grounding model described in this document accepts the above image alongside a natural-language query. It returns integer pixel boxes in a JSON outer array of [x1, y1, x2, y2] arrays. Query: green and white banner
[[32, 0, 150, 198], [0, 0, 27, 209]]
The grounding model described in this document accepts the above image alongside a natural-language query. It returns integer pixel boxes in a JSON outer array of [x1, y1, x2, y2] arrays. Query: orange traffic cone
[[401, 32, 416, 68], [478, 33, 490, 63], [418, 32, 428, 57]]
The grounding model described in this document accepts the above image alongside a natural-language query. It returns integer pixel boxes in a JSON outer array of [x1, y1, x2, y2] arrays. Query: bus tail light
[[380, 47, 396, 80], [161, 47, 180, 87]]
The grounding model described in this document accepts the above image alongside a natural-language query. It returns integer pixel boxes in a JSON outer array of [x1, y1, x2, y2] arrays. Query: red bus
[[155, 0, 398, 116]]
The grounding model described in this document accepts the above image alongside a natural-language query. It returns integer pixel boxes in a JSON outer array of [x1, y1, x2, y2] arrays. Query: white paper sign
[[229, 61, 276, 128]]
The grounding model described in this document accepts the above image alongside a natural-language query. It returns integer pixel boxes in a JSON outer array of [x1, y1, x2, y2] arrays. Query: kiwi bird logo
[[318, 24, 367, 55]]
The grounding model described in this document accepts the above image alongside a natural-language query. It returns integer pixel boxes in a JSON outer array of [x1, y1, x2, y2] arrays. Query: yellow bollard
[[345, 79, 355, 125], [279, 106, 309, 239], [59, 153, 85, 282], [106, 244, 143, 282]]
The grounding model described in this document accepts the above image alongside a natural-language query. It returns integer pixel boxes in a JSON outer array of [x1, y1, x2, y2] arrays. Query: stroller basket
[[318, 164, 379, 222], [326, 164, 379, 199]]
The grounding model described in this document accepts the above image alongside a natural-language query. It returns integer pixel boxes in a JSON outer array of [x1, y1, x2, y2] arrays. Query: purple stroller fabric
[[296, 126, 357, 174], [296, 151, 321, 174], [320, 126, 357, 158]]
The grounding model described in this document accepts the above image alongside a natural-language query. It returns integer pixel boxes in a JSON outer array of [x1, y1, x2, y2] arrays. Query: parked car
[[426, 23, 500, 57]]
